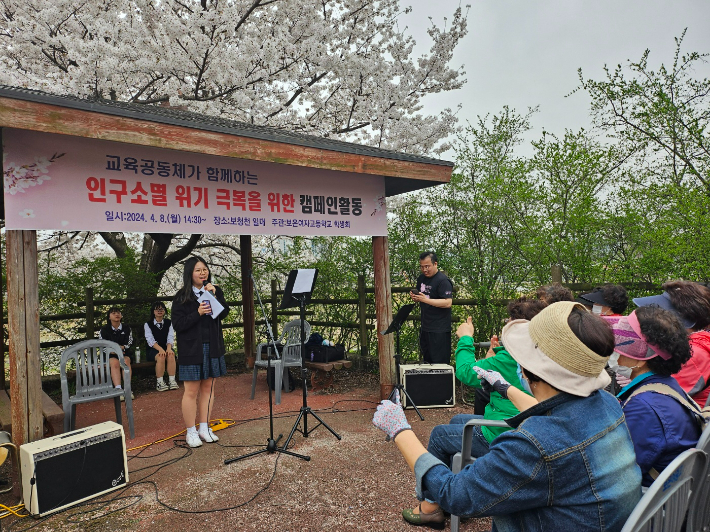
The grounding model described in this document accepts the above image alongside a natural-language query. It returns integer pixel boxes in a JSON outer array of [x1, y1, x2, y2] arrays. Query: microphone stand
[[225, 270, 309, 464]]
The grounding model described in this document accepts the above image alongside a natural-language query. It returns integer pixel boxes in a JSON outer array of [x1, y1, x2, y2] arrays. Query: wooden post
[[271, 278, 279, 339], [85, 287, 94, 338], [0, 234, 4, 391], [372, 236, 395, 399], [357, 274, 368, 365], [240, 235, 255, 358], [6, 230, 43, 446], [551, 264, 562, 284]]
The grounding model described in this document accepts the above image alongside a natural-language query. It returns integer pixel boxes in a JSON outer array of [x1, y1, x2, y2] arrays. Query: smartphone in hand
[[411, 289, 421, 295]]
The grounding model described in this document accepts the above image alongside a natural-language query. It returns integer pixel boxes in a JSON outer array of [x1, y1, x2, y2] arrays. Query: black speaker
[[400, 364, 456, 408], [20, 421, 128, 517]]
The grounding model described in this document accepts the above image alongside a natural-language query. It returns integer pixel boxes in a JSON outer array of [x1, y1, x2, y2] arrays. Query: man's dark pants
[[420, 330, 451, 364]]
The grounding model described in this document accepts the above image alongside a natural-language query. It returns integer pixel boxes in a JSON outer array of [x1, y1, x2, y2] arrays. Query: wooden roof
[[0, 86, 453, 198]]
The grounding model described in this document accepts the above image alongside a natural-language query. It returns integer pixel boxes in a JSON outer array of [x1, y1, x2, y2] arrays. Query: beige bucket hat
[[501, 301, 611, 396]]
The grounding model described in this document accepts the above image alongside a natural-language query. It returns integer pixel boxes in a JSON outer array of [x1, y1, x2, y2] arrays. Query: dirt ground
[[4, 366, 492, 531]]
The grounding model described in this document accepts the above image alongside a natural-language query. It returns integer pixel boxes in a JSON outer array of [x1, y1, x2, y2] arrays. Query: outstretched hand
[[372, 397, 411, 441]]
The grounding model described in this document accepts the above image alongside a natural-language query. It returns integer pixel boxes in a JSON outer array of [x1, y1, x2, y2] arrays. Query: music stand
[[279, 269, 341, 454], [381, 304, 424, 420]]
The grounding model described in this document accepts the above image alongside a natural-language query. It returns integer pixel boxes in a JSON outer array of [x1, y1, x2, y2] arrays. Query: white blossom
[[0, 0, 468, 155]]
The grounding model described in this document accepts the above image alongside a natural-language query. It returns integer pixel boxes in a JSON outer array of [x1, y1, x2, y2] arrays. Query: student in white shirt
[[144, 301, 178, 392]]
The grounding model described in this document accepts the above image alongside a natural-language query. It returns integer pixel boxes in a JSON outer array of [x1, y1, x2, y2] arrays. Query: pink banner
[[3, 129, 387, 236]]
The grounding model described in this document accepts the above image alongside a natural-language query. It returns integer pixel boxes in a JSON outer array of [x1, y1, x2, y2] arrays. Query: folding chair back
[[621, 448, 706, 532], [450, 418, 509, 532], [687, 423, 710, 531]]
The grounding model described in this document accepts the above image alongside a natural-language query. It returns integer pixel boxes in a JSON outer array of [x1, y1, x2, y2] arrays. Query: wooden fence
[[0, 274, 665, 386]]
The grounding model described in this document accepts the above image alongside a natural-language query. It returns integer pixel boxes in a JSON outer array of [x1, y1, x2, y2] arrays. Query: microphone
[[202, 279, 215, 294], [201, 280, 214, 315]]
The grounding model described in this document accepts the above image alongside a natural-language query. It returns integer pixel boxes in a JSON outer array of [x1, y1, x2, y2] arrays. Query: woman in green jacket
[[428, 298, 545, 465]]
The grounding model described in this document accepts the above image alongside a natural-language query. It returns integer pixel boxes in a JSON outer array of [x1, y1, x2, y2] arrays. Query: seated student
[[610, 306, 701, 486], [373, 302, 641, 530], [435, 297, 544, 467], [634, 281, 710, 407], [99, 307, 134, 400], [144, 301, 178, 392]]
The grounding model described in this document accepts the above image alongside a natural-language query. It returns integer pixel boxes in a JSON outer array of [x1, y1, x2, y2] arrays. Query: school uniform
[[171, 285, 230, 380]]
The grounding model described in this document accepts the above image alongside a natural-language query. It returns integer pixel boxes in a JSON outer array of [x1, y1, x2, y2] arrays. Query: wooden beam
[[373, 236, 395, 399], [0, 98, 453, 184], [240, 235, 255, 359], [6, 230, 42, 446]]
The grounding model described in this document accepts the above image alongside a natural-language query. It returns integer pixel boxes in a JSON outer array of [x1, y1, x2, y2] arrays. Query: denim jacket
[[415, 390, 642, 532]]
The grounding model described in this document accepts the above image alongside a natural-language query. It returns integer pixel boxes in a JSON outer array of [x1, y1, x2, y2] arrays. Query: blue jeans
[[427, 414, 491, 469]]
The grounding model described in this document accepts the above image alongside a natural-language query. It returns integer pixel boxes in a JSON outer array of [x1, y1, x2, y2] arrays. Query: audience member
[[580, 284, 628, 324], [535, 282, 573, 304], [426, 298, 545, 472], [373, 302, 641, 530], [610, 306, 700, 486], [634, 280, 710, 406]]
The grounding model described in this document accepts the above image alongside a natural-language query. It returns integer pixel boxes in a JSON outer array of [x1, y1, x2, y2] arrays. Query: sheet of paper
[[198, 289, 225, 320], [293, 268, 317, 294]]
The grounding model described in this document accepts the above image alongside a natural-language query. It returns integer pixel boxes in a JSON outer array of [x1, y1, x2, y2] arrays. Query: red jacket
[[673, 330, 710, 407]]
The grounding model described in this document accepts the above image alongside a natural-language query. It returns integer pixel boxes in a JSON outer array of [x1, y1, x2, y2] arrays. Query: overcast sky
[[404, 0, 710, 158]]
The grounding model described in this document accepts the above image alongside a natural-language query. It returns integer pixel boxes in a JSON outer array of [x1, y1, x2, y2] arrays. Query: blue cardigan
[[618, 373, 701, 487]]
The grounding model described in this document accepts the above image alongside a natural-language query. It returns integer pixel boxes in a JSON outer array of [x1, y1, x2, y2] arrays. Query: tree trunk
[[99, 232, 203, 298]]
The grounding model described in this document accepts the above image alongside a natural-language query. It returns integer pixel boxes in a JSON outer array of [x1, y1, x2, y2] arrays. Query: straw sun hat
[[501, 301, 611, 396]]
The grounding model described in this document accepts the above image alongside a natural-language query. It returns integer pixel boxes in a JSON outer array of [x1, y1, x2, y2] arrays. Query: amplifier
[[400, 364, 456, 408], [20, 421, 128, 517]]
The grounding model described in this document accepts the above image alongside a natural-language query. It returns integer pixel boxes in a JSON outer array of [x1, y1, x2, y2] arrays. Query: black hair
[[663, 280, 710, 330], [507, 297, 548, 321], [567, 306, 615, 358], [175, 256, 211, 304], [601, 284, 628, 314], [636, 306, 691, 376], [419, 251, 439, 264], [106, 306, 122, 325], [536, 283, 573, 304], [148, 300, 168, 322]]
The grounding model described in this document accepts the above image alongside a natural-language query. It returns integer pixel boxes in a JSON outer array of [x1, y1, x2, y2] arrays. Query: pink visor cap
[[611, 310, 672, 361]]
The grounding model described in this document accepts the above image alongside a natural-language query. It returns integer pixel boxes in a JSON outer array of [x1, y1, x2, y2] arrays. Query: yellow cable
[[0, 502, 29, 518], [126, 419, 236, 452]]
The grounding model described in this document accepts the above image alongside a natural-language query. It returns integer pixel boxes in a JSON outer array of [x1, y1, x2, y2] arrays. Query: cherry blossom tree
[[1, 0, 468, 292], [1, 0, 467, 154]]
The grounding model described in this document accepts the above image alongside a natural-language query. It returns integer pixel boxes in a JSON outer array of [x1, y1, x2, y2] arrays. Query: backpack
[[306, 332, 324, 346], [625, 382, 710, 480], [625, 382, 710, 432]]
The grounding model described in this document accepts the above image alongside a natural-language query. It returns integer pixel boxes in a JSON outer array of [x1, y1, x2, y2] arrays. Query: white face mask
[[592, 304, 603, 315], [608, 352, 638, 380]]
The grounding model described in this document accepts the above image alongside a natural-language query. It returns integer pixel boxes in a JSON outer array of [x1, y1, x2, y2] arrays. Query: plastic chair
[[621, 448, 706, 532], [450, 418, 509, 532], [60, 339, 135, 439], [251, 320, 311, 405], [687, 423, 710, 531]]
